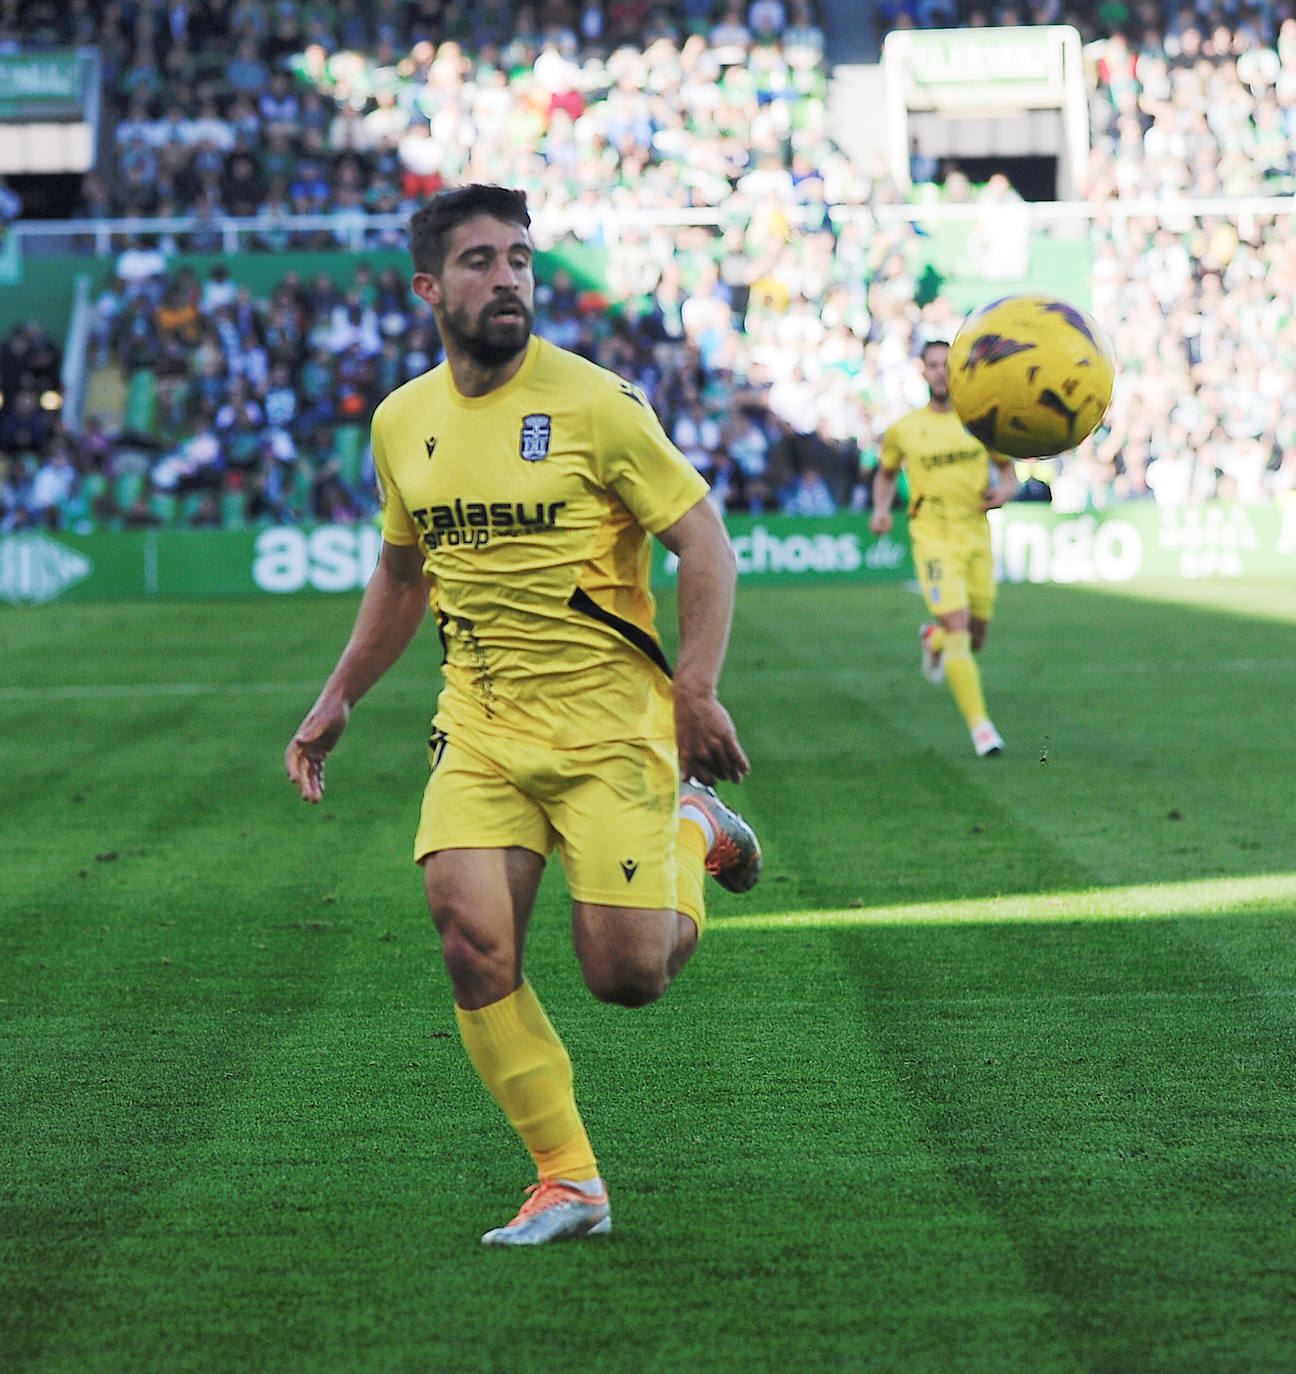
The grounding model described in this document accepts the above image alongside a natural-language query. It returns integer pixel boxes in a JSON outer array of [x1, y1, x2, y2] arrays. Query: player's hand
[[285, 698, 350, 803], [675, 689, 749, 787], [868, 511, 892, 535]]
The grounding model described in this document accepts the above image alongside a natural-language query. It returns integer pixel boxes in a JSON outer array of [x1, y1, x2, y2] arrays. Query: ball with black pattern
[[947, 294, 1116, 459]]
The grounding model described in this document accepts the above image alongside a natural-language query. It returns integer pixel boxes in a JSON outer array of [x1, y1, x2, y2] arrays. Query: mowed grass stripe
[[3, 651, 1291, 701], [0, 678, 442, 701]]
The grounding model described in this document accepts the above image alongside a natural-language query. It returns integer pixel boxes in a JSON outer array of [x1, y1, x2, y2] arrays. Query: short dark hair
[[921, 339, 951, 360], [407, 185, 532, 274]]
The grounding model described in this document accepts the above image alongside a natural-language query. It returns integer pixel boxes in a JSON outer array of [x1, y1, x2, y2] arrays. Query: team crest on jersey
[[520, 414, 552, 462]]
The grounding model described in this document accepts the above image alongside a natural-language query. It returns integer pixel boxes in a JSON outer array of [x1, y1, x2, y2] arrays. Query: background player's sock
[[456, 981, 599, 1182], [943, 629, 989, 728]]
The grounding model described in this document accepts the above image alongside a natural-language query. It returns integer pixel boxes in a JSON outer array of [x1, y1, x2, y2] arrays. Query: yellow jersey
[[880, 404, 994, 543], [372, 335, 709, 747]]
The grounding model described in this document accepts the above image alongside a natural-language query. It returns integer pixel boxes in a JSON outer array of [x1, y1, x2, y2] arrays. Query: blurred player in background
[[869, 339, 1017, 757], [285, 185, 761, 1247]]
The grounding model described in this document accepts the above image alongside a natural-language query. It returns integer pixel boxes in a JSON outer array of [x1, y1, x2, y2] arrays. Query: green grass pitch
[[3, 575, 1295, 1373]]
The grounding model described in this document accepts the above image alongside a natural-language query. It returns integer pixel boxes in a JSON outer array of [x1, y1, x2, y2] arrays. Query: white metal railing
[[9, 193, 1296, 260], [6, 207, 727, 257]]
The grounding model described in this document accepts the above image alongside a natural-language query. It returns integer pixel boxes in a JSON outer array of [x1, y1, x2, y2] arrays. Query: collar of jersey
[[445, 335, 542, 407]]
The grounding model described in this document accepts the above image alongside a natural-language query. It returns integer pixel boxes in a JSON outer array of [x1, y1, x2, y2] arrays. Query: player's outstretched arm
[[868, 465, 898, 534], [657, 498, 749, 788], [981, 457, 1020, 511], [285, 540, 428, 803]]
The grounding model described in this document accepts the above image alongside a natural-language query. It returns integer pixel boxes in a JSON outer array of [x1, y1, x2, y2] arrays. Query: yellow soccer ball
[[947, 294, 1116, 458]]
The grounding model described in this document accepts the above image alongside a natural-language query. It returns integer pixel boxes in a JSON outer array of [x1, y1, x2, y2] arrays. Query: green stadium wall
[[0, 244, 614, 338], [2, 504, 1292, 607]]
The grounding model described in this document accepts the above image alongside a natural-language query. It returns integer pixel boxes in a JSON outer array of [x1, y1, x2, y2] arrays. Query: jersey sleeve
[[371, 402, 419, 546], [590, 376, 709, 533], [879, 419, 906, 473]]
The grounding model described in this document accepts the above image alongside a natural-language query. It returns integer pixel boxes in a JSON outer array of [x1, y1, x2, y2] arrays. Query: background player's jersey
[[880, 406, 994, 542], [372, 335, 709, 746]]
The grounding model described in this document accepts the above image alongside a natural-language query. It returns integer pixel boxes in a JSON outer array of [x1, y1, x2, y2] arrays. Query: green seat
[[333, 424, 366, 487], [221, 487, 246, 529], [124, 369, 158, 437], [80, 472, 110, 528], [114, 469, 146, 514]]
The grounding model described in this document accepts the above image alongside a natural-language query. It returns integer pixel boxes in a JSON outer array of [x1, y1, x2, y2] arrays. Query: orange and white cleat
[[481, 1178, 612, 1247], [679, 779, 763, 894], [971, 721, 1005, 758], [919, 622, 945, 685]]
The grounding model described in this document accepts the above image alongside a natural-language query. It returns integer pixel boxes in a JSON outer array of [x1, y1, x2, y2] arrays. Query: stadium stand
[[1, 1, 1295, 533]]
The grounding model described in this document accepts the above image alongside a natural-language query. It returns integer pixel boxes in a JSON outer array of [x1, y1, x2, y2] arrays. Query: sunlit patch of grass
[[713, 872, 1296, 932]]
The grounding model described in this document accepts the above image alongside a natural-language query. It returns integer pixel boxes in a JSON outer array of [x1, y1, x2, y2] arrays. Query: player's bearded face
[[924, 349, 951, 401], [442, 292, 534, 368]]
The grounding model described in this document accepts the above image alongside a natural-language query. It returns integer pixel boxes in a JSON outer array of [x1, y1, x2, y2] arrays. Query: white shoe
[[919, 622, 945, 684], [481, 1179, 612, 1247], [971, 721, 1004, 757]]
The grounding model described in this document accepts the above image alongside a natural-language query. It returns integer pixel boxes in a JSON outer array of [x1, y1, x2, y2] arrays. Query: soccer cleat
[[971, 721, 1004, 757], [480, 1179, 612, 1247], [919, 622, 945, 684], [679, 779, 763, 893]]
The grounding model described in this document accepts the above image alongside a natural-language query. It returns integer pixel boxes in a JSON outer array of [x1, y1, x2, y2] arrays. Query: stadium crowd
[[2, 0, 1296, 534]]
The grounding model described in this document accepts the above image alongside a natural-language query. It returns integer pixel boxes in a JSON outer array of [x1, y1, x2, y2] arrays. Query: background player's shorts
[[912, 530, 996, 621], [413, 725, 681, 910]]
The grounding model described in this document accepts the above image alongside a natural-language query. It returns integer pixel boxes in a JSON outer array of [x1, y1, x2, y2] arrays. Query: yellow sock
[[676, 815, 708, 938], [943, 629, 989, 729], [455, 981, 599, 1182], [928, 624, 947, 654]]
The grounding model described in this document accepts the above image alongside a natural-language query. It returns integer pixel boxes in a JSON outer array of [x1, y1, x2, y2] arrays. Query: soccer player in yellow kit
[[284, 185, 761, 1246], [869, 339, 1018, 757]]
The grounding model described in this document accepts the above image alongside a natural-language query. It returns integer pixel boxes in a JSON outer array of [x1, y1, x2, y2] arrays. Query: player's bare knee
[[582, 956, 670, 1008], [436, 917, 509, 988]]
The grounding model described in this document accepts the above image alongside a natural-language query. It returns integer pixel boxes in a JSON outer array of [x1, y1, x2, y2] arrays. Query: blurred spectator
[[152, 412, 224, 494], [221, 152, 269, 218], [111, 296, 164, 373], [0, 321, 61, 397], [122, 493, 165, 528], [0, 390, 55, 456], [188, 491, 225, 527], [26, 445, 78, 528], [115, 236, 169, 301], [225, 34, 271, 99], [672, 397, 724, 476], [780, 463, 836, 516], [0, 175, 22, 226]]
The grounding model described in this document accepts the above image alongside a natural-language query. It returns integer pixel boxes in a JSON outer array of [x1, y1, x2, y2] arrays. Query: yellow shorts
[[413, 725, 680, 910], [912, 530, 996, 621]]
